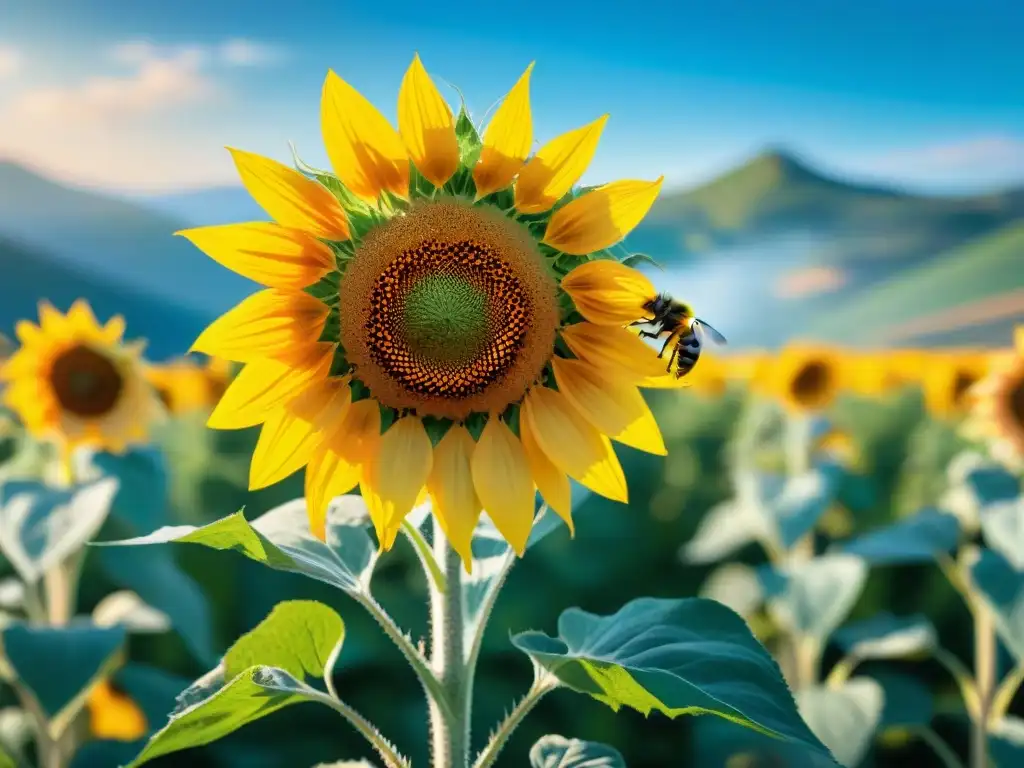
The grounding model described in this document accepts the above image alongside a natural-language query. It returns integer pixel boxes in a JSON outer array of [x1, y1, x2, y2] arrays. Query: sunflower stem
[[428, 518, 471, 768], [472, 668, 558, 768], [971, 597, 996, 768]]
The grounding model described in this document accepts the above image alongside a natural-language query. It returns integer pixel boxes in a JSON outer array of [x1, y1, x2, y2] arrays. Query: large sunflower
[[966, 328, 1024, 465], [182, 56, 682, 566], [922, 352, 991, 419], [1, 301, 163, 454], [769, 343, 844, 412]]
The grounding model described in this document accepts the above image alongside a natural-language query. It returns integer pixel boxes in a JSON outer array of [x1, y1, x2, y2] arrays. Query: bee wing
[[694, 319, 728, 346]]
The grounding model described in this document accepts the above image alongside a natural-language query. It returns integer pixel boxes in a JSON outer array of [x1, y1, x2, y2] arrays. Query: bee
[[631, 293, 727, 378]]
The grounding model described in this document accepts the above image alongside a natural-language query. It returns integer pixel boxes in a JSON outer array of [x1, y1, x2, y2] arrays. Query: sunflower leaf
[[979, 498, 1024, 570], [529, 734, 625, 767], [836, 508, 960, 565], [126, 601, 346, 767], [796, 679, 884, 768], [968, 548, 1024, 663], [95, 496, 379, 597], [832, 613, 937, 661], [990, 716, 1024, 766], [761, 554, 868, 640], [511, 597, 834, 763]]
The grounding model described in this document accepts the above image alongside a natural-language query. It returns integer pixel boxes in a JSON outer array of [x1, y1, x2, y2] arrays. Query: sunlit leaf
[[832, 613, 937, 660], [762, 555, 868, 640], [698, 563, 764, 619], [74, 446, 171, 533], [679, 499, 765, 565], [97, 496, 378, 596], [837, 509, 960, 565], [92, 591, 172, 634], [980, 498, 1024, 570], [512, 597, 834, 761], [529, 734, 625, 767], [770, 464, 844, 549], [0, 478, 118, 583], [990, 715, 1024, 767], [796, 678, 884, 768], [969, 549, 1024, 663]]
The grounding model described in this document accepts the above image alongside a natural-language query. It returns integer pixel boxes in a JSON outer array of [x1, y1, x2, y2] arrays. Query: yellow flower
[[965, 329, 1024, 464], [680, 354, 727, 396], [145, 359, 213, 415], [1, 300, 164, 453], [844, 351, 904, 398], [769, 343, 844, 412], [922, 352, 991, 419], [87, 679, 147, 742], [181, 56, 675, 568]]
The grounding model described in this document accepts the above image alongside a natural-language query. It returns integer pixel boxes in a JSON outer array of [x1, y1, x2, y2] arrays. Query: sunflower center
[[49, 345, 123, 418], [340, 200, 559, 420], [791, 361, 830, 404], [953, 371, 977, 406], [1009, 375, 1024, 428]]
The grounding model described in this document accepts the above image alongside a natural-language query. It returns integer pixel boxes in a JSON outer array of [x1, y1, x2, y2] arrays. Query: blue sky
[[1, 0, 1022, 194]]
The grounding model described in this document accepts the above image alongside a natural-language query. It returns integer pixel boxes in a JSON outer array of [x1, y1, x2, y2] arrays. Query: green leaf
[[313, 762, 376, 768], [454, 105, 482, 166], [512, 597, 834, 761], [529, 734, 625, 767], [837, 508, 960, 565], [0, 622, 126, 730], [92, 590, 171, 634], [771, 465, 844, 549], [796, 678, 884, 768], [0, 477, 119, 583], [832, 613, 936, 660], [969, 548, 1024, 663], [871, 672, 933, 730], [127, 600, 346, 767], [762, 554, 868, 640], [0, 745, 13, 768], [698, 563, 764, 619], [619, 252, 662, 271], [679, 498, 766, 565], [74, 446, 170, 533], [225, 600, 343, 680], [980, 498, 1024, 570], [990, 715, 1024, 767], [98, 496, 379, 596]]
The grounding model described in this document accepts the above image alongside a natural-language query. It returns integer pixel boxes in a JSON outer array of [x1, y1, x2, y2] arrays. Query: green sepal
[[621, 252, 663, 270], [306, 271, 340, 305], [318, 307, 340, 344], [422, 416, 453, 448], [328, 348, 351, 378], [454, 104, 483, 165], [464, 413, 487, 441], [502, 404, 522, 437]]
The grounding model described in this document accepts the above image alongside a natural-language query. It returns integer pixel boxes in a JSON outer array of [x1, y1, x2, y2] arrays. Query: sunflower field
[[1, 55, 1024, 768]]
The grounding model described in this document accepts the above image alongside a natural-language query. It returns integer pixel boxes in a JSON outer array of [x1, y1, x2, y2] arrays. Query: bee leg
[[628, 318, 656, 327], [637, 330, 660, 340], [667, 343, 680, 373], [657, 336, 673, 359]]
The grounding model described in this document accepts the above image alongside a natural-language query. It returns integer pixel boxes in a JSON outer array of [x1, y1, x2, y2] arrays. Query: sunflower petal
[[543, 177, 664, 255], [427, 425, 481, 570], [38, 302, 68, 336], [470, 417, 534, 556], [101, 315, 126, 344], [552, 357, 666, 455], [520, 412, 573, 534], [249, 381, 352, 490], [522, 387, 628, 503], [191, 290, 329, 363], [177, 223, 334, 290], [207, 344, 335, 429], [560, 322, 667, 381], [322, 70, 410, 203], [67, 299, 100, 331], [398, 54, 458, 189], [305, 439, 362, 541], [473, 63, 534, 198], [228, 148, 350, 241], [561, 260, 656, 326], [361, 417, 433, 549], [514, 115, 608, 214], [14, 320, 42, 346]]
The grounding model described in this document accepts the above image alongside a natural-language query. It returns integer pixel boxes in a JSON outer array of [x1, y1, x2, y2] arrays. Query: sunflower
[[845, 351, 904, 398], [681, 354, 727, 396], [87, 679, 147, 742], [769, 343, 843, 412], [922, 352, 991, 419], [1, 301, 163, 454], [966, 329, 1024, 465], [145, 359, 214, 415], [182, 56, 680, 567]]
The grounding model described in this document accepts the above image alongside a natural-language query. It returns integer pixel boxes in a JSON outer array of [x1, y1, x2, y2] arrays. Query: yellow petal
[[249, 381, 352, 490], [560, 322, 667, 382], [427, 425, 481, 570], [552, 357, 666, 455], [560, 260, 656, 326], [522, 387, 627, 503], [470, 417, 535, 556], [519, 411, 573, 534], [228, 148, 350, 241], [321, 70, 410, 203], [14, 320, 42, 346], [38, 301, 68, 336], [191, 289, 329, 363], [88, 681, 147, 742], [473, 63, 534, 198], [67, 299, 100, 331], [305, 438, 363, 541], [177, 223, 334, 290], [514, 115, 608, 214], [207, 344, 334, 429], [361, 417, 433, 549], [101, 315, 126, 344], [543, 177, 664, 255], [398, 54, 458, 189]]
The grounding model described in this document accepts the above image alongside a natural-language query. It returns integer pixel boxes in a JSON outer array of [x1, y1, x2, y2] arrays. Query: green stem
[[990, 664, 1024, 724], [472, 670, 558, 768], [934, 647, 981, 720], [428, 519, 470, 768], [917, 726, 967, 768], [464, 546, 516, 698], [971, 601, 996, 768], [825, 654, 860, 689], [403, 519, 447, 595], [312, 683, 410, 768]]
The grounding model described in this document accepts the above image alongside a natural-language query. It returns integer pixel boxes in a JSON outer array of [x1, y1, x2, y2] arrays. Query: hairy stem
[[428, 520, 470, 768], [313, 683, 410, 768], [971, 600, 996, 768], [472, 671, 558, 768]]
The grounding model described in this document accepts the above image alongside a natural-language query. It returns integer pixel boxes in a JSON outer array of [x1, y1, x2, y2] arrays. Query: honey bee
[[632, 293, 727, 378]]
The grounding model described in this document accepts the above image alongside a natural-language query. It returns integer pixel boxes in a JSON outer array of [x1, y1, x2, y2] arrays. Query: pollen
[[339, 199, 559, 420]]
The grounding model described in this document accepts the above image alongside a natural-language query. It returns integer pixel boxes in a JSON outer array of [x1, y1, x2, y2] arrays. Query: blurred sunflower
[[845, 351, 903, 398], [922, 352, 991, 419], [0, 301, 163, 455], [181, 56, 679, 566], [201, 356, 235, 401], [87, 679, 147, 742], [966, 328, 1024, 465], [769, 344, 843, 412], [145, 359, 214, 415], [681, 354, 727, 396]]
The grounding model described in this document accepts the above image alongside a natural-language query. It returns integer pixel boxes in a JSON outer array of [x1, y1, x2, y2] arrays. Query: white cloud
[[0, 45, 20, 78], [218, 39, 283, 67], [868, 135, 1024, 173]]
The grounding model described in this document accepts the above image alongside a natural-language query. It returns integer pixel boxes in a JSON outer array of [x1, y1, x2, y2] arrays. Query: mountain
[[135, 186, 263, 227], [0, 162, 257, 317], [0, 235, 209, 360]]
